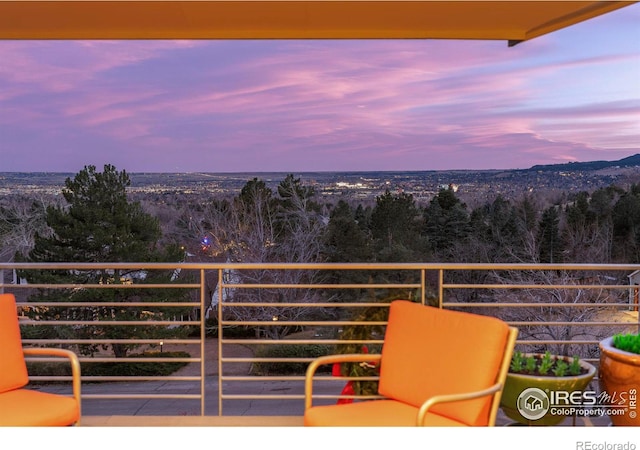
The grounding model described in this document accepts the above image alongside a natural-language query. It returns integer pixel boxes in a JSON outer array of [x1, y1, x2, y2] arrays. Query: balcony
[[1, 261, 638, 428]]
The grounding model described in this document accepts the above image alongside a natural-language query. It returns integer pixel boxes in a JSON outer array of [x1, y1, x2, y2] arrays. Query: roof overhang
[[0, 1, 636, 45]]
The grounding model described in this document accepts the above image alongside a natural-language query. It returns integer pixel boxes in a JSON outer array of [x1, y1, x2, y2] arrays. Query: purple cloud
[[1, 5, 639, 173]]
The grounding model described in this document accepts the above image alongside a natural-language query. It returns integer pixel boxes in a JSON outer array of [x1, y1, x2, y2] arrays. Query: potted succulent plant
[[599, 333, 640, 426], [500, 350, 596, 426]]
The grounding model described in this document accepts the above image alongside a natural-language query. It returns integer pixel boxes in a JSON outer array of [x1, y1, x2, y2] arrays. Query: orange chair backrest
[[378, 300, 509, 426], [0, 293, 30, 393]]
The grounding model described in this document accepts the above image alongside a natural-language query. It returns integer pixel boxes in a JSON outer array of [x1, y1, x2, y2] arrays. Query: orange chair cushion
[[304, 399, 466, 427], [0, 294, 29, 393], [378, 301, 509, 426], [0, 389, 80, 426]]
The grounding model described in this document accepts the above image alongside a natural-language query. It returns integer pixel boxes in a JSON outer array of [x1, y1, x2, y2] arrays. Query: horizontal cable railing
[[1, 262, 638, 416], [1, 263, 207, 415]]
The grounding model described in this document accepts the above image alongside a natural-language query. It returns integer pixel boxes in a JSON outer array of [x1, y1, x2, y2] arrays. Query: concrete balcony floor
[[72, 376, 611, 427], [81, 415, 303, 426], [41, 353, 612, 428], [80, 413, 609, 427]]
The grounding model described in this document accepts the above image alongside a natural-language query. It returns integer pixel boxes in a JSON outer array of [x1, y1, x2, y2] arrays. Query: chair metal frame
[[0, 293, 82, 426], [22, 347, 83, 424]]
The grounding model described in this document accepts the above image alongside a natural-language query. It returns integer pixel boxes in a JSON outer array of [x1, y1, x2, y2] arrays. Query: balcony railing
[[1, 262, 638, 420]]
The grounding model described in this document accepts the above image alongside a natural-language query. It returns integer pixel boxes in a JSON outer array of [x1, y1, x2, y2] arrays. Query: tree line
[[1, 164, 638, 352], [3, 165, 638, 268]]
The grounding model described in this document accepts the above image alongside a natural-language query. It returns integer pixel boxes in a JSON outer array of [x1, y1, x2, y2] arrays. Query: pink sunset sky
[[1, 4, 639, 174]]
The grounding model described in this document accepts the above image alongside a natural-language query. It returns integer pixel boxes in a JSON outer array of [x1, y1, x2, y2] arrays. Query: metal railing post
[[217, 267, 224, 416], [438, 269, 444, 309], [420, 268, 426, 306], [200, 268, 206, 416]]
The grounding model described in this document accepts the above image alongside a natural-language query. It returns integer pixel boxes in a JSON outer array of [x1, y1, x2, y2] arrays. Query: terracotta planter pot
[[500, 354, 596, 426], [599, 336, 640, 426]]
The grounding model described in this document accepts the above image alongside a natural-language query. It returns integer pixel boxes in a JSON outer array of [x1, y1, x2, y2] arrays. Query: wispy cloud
[[1, 5, 639, 173]]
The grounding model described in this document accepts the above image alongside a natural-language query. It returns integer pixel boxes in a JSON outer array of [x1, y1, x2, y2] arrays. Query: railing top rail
[[2, 262, 639, 271]]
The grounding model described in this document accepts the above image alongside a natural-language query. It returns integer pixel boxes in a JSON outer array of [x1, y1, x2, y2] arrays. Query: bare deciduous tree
[[489, 269, 618, 360], [0, 195, 57, 261], [200, 177, 330, 338]]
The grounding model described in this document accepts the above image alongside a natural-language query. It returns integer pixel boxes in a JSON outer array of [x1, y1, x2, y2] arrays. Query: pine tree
[[19, 164, 191, 358], [468, 195, 521, 262], [612, 184, 640, 263], [370, 190, 424, 258], [423, 187, 470, 257], [325, 200, 373, 263], [538, 206, 564, 264], [323, 200, 374, 302]]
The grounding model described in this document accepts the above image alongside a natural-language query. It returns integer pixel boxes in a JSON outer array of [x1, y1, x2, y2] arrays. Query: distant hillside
[[528, 154, 640, 172]]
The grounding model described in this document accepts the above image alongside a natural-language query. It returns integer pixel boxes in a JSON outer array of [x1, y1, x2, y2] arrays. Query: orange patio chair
[[0, 293, 81, 426], [304, 300, 518, 426]]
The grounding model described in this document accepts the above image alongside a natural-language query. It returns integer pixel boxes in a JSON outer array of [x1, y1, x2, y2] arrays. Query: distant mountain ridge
[[527, 154, 640, 172], [3, 154, 639, 200]]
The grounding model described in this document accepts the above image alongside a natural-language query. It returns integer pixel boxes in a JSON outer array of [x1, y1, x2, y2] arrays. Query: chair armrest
[[416, 382, 502, 426], [23, 347, 82, 419], [305, 353, 382, 410]]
